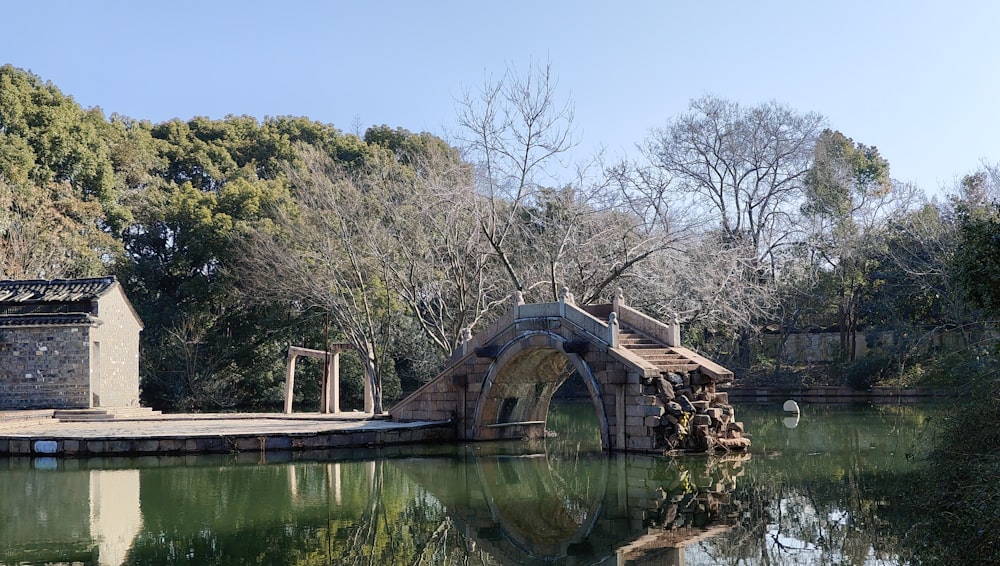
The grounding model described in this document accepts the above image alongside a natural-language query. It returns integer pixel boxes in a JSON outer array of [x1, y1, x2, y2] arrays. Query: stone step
[[619, 325, 705, 375], [54, 407, 161, 422], [621, 342, 665, 349], [638, 358, 689, 367], [0, 410, 55, 428], [54, 409, 112, 422], [107, 407, 162, 419], [659, 363, 702, 373], [631, 348, 684, 358]]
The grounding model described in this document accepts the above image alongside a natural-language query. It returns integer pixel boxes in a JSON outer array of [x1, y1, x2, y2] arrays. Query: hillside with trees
[[1, 63, 997, 414]]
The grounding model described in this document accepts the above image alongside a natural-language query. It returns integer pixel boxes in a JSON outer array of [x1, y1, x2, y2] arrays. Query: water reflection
[[0, 403, 934, 565], [0, 464, 141, 565]]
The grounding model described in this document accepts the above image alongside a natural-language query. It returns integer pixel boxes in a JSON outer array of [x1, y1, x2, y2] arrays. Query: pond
[[1, 401, 937, 565]]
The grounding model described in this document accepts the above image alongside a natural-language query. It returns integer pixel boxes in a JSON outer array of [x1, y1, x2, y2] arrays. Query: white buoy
[[783, 399, 800, 413]]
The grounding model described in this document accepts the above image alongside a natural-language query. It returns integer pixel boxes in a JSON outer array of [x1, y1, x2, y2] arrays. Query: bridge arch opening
[[471, 331, 610, 450]]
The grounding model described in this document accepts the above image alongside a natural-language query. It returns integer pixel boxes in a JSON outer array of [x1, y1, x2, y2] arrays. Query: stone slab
[[0, 412, 455, 457]]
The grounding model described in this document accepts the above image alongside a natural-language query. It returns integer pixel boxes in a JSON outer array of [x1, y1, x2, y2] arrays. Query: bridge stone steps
[[617, 333, 660, 347], [618, 328, 703, 375]]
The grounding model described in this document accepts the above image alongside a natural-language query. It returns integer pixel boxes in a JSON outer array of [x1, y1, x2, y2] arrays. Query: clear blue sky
[[4, 1, 998, 195]]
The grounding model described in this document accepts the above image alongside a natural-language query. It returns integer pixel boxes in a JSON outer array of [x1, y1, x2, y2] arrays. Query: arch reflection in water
[[396, 442, 747, 565]]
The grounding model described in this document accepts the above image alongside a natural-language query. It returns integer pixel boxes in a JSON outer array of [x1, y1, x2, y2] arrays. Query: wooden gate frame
[[284, 344, 353, 414]]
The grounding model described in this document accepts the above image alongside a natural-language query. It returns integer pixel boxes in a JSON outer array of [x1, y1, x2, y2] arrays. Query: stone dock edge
[[0, 419, 456, 458], [726, 385, 955, 403]]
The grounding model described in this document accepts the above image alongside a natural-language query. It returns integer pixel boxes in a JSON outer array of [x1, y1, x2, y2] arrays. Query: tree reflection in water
[[0, 403, 932, 565], [687, 403, 929, 565]]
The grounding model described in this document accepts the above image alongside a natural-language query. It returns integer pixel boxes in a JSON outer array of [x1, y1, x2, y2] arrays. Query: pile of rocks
[[644, 372, 750, 453], [640, 454, 747, 531]]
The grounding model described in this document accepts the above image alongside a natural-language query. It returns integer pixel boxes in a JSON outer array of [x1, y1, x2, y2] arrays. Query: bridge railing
[[450, 294, 618, 367], [562, 302, 614, 346], [450, 288, 692, 368], [616, 304, 681, 347], [453, 306, 518, 362]]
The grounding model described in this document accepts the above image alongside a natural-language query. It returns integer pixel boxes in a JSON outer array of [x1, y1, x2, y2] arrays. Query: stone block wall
[[390, 357, 473, 423], [0, 325, 92, 409]]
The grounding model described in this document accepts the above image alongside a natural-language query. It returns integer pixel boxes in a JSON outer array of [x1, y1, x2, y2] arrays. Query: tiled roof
[[0, 277, 117, 304], [0, 313, 98, 326]]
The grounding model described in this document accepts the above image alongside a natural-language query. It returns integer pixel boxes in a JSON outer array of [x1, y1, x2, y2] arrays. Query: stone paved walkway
[[0, 412, 435, 439]]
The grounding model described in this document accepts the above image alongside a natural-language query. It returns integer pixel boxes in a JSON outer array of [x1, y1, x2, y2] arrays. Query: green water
[[0, 402, 936, 565]]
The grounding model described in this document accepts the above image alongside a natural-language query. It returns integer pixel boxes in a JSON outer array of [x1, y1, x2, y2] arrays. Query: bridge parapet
[[454, 294, 616, 362], [617, 304, 681, 347]]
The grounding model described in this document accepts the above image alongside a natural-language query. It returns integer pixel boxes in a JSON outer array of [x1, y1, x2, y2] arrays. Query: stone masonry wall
[[0, 325, 92, 409]]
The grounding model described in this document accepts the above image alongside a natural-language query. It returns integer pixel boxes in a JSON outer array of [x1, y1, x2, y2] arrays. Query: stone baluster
[[559, 286, 575, 305], [667, 313, 681, 347], [608, 312, 620, 348], [559, 286, 574, 317], [459, 327, 473, 357]]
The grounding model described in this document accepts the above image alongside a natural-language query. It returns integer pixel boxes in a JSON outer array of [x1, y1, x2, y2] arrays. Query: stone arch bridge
[[390, 291, 750, 453]]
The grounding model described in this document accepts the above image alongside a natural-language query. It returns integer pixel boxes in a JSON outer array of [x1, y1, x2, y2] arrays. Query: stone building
[[0, 277, 143, 410]]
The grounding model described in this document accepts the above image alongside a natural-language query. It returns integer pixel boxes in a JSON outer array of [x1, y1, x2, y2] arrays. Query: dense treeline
[[1, 63, 998, 415]]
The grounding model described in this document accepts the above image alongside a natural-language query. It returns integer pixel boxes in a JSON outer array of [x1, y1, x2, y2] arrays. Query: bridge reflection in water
[[395, 444, 747, 565], [0, 447, 746, 565]]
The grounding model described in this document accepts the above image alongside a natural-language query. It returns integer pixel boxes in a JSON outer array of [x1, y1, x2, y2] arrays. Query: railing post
[[559, 286, 574, 317], [667, 313, 681, 347], [458, 327, 472, 357], [608, 312, 620, 348], [613, 287, 624, 315]]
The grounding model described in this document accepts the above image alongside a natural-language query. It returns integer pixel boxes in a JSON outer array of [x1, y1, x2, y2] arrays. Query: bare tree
[[242, 144, 406, 413], [455, 61, 577, 297], [0, 179, 116, 279], [515, 177, 683, 305], [644, 95, 824, 274], [635, 96, 825, 364], [456, 63, 680, 307], [379, 139, 508, 355]]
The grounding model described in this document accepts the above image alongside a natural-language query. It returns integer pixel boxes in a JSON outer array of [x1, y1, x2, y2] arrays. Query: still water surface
[[1, 402, 935, 565]]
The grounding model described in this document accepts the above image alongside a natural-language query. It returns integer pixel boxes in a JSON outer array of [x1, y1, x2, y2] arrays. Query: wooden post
[[330, 351, 340, 414], [320, 355, 331, 414], [284, 353, 297, 414], [364, 363, 374, 413]]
